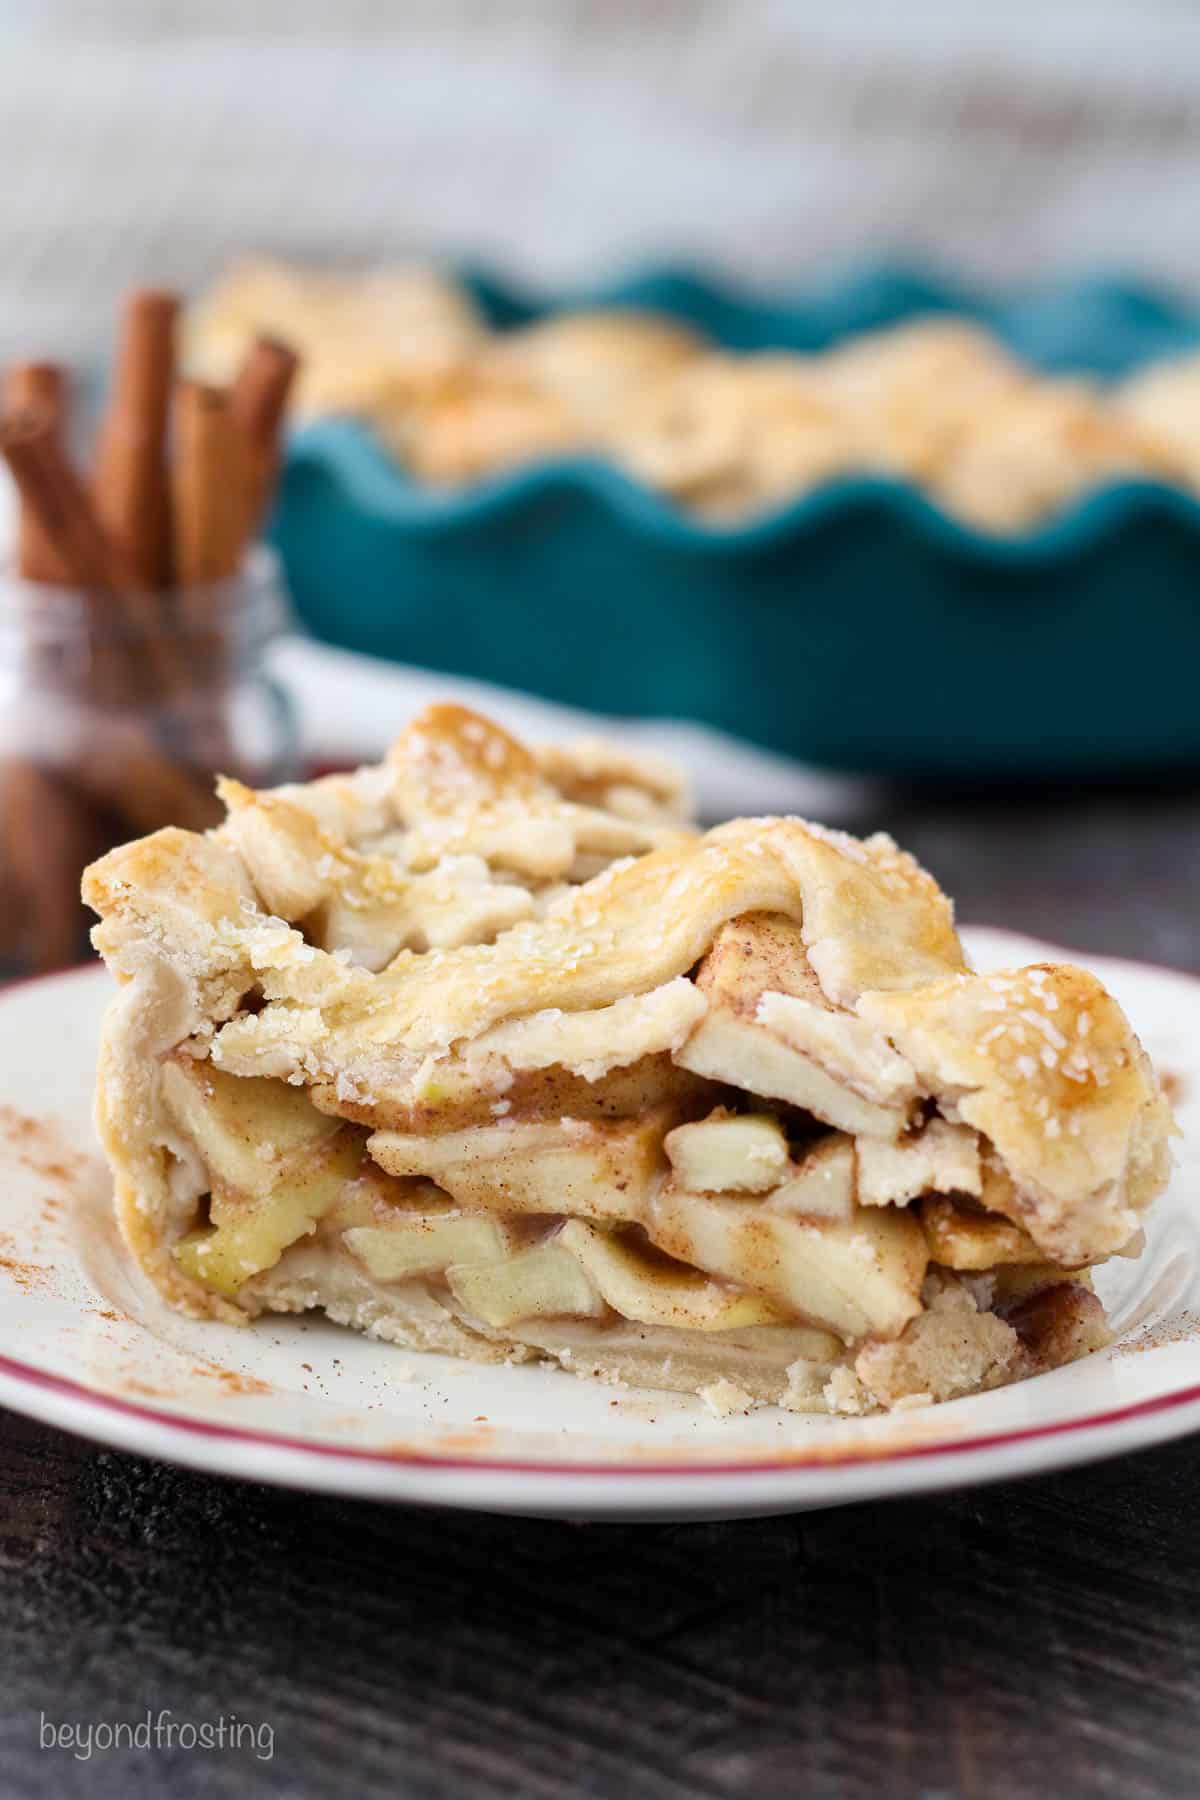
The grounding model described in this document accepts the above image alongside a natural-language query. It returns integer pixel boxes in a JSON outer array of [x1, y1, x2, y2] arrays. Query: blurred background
[[5, 0, 1200, 356], [2, 0, 1200, 976]]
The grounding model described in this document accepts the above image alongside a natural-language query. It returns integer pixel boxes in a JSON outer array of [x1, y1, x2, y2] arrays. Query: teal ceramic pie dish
[[271, 265, 1200, 778]]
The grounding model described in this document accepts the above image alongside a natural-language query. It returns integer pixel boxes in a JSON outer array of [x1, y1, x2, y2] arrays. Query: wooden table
[[1, 779, 1197, 1800]]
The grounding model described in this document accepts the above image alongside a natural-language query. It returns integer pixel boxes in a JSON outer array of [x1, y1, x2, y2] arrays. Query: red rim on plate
[[1, 1351, 1198, 1479], [2, 957, 1196, 1484]]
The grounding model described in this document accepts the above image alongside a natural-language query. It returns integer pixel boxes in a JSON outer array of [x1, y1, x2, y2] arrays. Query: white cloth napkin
[[268, 635, 878, 824], [0, 484, 874, 822]]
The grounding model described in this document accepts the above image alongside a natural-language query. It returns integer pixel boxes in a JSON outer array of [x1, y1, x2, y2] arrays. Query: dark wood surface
[[1, 779, 1197, 1800]]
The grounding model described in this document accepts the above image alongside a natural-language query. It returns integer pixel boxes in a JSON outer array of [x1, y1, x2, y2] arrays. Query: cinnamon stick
[[2, 363, 71, 583], [0, 759, 108, 970], [231, 335, 298, 541], [1, 409, 131, 597], [93, 287, 177, 589], [71, 720, 223, 836], [171, 380, 244, 588], [0, 292, 275, 980], [0, 410, 176, 700]]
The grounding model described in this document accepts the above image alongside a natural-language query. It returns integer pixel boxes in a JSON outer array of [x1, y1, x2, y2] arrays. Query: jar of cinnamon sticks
[[0, 289, 302, 976]]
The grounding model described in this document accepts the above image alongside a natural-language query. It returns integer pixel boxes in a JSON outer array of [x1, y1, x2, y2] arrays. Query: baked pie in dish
[[83, 705, 1175, 1415], [188, 260, 1194, 531]]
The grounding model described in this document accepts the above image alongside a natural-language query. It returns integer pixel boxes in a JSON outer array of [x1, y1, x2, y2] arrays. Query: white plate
[[0, 928, 1197, 1520]]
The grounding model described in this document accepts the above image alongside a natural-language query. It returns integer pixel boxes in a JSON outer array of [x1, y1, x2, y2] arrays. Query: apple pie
[[82, 705, 1175, 1414], [189, 263, 1198, 529]]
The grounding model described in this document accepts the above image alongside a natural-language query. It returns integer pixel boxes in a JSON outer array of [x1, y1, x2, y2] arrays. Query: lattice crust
[[531, 738, 691, 825], [859, 968, 1174, 1265], [184, 258, 487, 418], [82, 703, 1176, 1411]]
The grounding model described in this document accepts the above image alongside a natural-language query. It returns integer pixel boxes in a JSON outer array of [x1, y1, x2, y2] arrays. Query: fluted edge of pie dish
[[285, 420, 1200, 561], [270, 263, 1200, 776], [288, 260, 1200, 554]]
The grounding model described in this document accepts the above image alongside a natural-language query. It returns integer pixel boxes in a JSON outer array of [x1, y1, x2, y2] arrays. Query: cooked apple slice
[[346, 1213, 514, 1282], [920, 1195, 1042, 1270], [648, 1181, 926, 1341], [318, 1168, 454, 1235], [664, 1110, 789, 1193], [754, 993, 918, 1104], [368, 1105, 678, 1224], [175, 1130, 365, 1295], [677, 1013, 907, 1137], [315, 1053, 713, 1134], [446, 1243, 605, 1327], [161, 1055, 342, 1196], [675, 914, 914, 1138], [991, 1263, 1096, 1308], [767, 1135, 856, 1220], [856, 1119, 982, 1207], [559, 1219, 786, 1329]]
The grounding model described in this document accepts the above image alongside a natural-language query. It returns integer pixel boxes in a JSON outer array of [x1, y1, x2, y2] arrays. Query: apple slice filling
[[157, 1042, 1081, 1356]]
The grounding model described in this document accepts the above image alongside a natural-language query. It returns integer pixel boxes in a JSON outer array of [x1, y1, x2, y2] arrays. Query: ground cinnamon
[[93, 288, 177, 589]]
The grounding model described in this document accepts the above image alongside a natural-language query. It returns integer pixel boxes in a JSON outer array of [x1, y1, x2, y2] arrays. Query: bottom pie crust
[[236, 1237, 1109, 1418]]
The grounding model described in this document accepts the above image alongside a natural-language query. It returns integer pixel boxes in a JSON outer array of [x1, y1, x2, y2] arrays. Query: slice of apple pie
[[82, 704, 1175, 1414]]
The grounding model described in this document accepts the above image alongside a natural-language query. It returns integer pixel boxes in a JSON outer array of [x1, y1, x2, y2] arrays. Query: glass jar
[[0, 547, 298, 977]]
